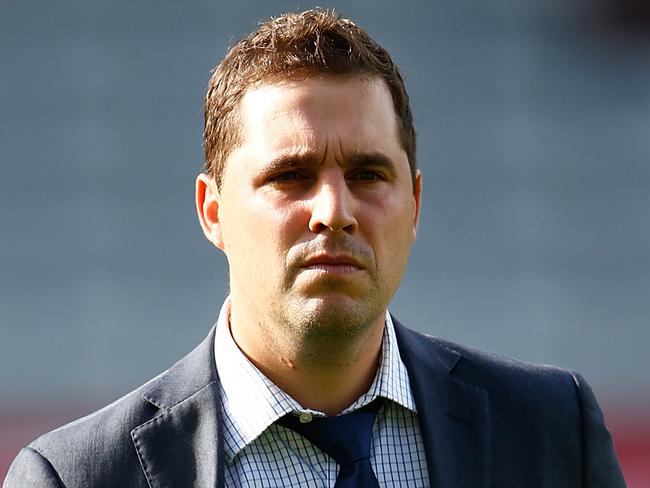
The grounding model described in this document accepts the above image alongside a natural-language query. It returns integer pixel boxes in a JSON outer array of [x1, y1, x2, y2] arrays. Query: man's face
[[202, 75, 421, 341]]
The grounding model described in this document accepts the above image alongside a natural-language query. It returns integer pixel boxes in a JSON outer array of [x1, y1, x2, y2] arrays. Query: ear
[[412, 170, 422, 240], [196, 173, 225, 250]]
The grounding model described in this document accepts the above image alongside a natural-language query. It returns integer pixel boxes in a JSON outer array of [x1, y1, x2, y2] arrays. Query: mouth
[[300, 254, 366, 274]]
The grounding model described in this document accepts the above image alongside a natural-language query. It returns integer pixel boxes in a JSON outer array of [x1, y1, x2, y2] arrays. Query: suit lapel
[[394, 319, 491, 488], [131, 327, 226, 488]]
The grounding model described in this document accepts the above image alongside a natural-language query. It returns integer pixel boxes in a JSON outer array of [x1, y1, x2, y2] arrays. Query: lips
[[300, 254, 366, 272]]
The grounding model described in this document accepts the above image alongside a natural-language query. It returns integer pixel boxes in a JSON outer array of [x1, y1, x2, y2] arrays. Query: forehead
[[234, 75, 403, 158]]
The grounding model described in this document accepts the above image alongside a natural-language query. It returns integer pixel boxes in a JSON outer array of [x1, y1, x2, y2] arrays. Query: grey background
[[1, 0, 649, 409]]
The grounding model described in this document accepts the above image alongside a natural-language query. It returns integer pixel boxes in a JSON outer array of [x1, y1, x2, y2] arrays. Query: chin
[[286, 294, 384, 340]]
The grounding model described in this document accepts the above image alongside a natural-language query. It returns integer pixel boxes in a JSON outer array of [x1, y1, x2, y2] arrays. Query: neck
[[228, 298, 385, 416]]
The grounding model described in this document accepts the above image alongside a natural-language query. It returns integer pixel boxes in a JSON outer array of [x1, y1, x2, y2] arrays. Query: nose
[[308, 172, 358, 234]]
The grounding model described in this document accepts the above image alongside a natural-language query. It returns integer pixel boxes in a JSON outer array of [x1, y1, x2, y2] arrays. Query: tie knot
[[277, 398, 383, 466]]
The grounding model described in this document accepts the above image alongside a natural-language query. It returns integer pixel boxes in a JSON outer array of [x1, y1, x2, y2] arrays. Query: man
[[5, 9, 625, 488]]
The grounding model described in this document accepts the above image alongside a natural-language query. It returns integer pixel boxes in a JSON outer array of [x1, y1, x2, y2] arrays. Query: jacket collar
[[131, 326, 225, 488], [394, 317, 491, 488]]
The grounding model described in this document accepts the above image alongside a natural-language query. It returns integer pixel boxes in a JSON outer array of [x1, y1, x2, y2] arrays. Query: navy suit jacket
[[4, 318, 626, 487]]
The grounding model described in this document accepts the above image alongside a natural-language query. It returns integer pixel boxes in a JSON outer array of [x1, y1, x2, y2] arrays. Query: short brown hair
[[203, 8, 416, 188]]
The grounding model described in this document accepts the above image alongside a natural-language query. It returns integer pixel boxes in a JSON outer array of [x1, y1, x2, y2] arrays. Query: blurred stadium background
[[1, 0, 648, 485]]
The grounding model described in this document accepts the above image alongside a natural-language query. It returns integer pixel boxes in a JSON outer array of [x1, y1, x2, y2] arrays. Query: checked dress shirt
[[214, 297, 430, 487]]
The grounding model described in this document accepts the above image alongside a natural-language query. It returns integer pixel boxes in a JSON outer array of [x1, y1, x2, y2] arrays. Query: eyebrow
[[347, 152, 397, 175], [262, 152, 321, 173], [262, 150, 397, 174]]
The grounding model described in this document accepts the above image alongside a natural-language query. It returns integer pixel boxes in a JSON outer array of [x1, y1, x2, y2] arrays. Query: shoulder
[[439, 334, 579, 394], [32, 377, 160, 450], [394, 320, 584, 416], [6, 326, 219, 487], [7, 378, 160, 488], [395, 320, 626, 486]]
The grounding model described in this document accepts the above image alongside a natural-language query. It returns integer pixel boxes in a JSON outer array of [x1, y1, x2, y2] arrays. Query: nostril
[[311, 222, 329, 233], [308, 217, 358, 235], [342, 221, 357, 234]]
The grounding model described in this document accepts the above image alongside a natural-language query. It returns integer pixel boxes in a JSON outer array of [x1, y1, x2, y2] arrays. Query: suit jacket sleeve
[[3, 447, 65, 488], [573, 372, 627, 487]]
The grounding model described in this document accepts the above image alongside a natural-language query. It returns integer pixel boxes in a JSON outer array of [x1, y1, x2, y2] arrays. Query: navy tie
[[277, 399, 383, 487]]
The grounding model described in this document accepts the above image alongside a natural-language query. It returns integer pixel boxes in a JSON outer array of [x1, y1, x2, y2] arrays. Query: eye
[[349, 170, 385, 182], [269, 171, 305, 183]]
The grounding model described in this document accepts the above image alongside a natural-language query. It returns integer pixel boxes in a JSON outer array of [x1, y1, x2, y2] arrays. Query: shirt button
[[299, 412, 313, 423]]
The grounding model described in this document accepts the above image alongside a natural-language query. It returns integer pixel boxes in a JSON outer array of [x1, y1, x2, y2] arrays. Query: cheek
[[273, 198, 310, 234], [228, 199, 305, 263], [371, 202, 415, 258], [220, 205, 264, 272]]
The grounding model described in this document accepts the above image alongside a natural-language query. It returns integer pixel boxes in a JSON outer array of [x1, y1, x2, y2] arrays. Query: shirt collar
[[214, 296, 417, 462]]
